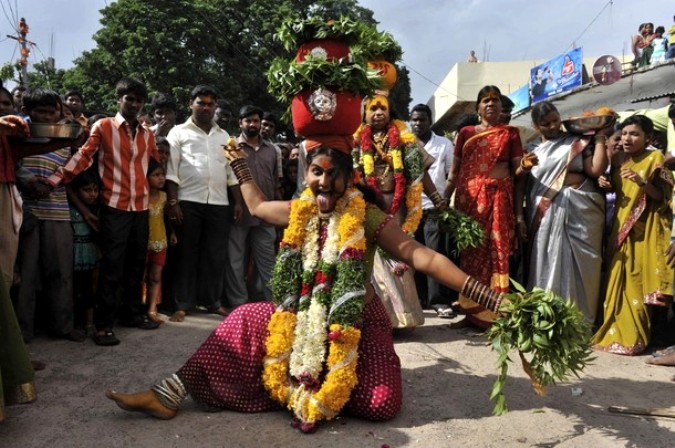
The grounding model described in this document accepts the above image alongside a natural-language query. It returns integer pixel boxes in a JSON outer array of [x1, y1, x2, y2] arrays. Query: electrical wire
[[563, 0, 614, 52]]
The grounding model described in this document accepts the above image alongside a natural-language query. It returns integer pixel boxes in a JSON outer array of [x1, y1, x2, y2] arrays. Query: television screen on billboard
[[530, 48, 583, 103]]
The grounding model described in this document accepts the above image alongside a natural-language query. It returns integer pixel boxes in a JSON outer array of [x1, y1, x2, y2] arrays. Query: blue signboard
[[508, 84, 530, 114], [530, 47, 583, 103]]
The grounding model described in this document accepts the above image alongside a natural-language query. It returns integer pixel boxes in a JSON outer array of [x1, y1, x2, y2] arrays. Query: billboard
[[508, 84, 531, 114], [530, 47, 583, 103]]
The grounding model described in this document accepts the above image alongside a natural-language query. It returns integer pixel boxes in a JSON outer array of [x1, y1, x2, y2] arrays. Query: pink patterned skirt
[[177, 298, 402, 421]]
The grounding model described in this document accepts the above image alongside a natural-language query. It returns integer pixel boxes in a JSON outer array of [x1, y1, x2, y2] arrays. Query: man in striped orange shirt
[[48, 78, 161, 346]]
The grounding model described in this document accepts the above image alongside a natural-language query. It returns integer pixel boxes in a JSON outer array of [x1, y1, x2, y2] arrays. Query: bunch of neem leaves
[[430, 207, 484, 255], [485, 281, 594, 416]]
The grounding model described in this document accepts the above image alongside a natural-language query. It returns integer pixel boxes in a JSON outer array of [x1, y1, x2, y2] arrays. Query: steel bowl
[[28, 123, 83, 139], [562, 115, 616, 134]]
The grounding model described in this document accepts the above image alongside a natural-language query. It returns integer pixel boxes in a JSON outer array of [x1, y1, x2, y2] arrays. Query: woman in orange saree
[[446, 86, 533, 328]]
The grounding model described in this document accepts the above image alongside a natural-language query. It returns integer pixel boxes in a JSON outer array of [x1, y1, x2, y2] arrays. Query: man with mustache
[[165, 85, 242, 322], [225, 105, 281, 307]]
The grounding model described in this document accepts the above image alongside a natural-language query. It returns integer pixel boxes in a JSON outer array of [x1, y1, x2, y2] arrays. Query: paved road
[[1, 309, 674, 447]]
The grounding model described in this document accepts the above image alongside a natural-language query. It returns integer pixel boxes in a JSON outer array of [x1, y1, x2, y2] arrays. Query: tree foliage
[[8, 0, 413, 129]]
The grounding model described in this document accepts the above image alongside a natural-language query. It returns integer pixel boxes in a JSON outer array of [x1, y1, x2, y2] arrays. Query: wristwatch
[[168, 199, 179, 206]]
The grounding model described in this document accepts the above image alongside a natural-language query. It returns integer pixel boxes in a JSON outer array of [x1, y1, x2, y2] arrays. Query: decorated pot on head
[[266, 17, 387, 140], [291, 39, 362, 137]]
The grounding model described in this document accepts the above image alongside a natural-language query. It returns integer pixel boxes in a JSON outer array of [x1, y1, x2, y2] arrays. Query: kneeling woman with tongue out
[[105, 137, 505, 432]]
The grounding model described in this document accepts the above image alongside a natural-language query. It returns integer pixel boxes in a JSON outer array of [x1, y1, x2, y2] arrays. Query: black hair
[[530, 101, 559, 125], [190, 85, 219, 101], [151, 92, 177, 112], [21, 88, 61, 113], [147, 157, 164, 176], [655, 26, 665, 34], [283, 157, 298, 173], [410, 103, 432, 121], [455, 113, 480, 132], [0, 86, 12, 101], [216, 99, 232, 111], [619, 114, 654, 137], [262, 112, 277, 127], [155, 136, 170, 148], [115, 77, 148, 101], [500, 95, 515, 112], [668, 102, 675, 119], [239, 104, 263, 119], [306, 147, 386, 210], [70, 166, 100, 192], [11, 85, 26, 95], [64, 90, 84, 104], [87, 113, 108, 126], [475, 85, 502, 110]]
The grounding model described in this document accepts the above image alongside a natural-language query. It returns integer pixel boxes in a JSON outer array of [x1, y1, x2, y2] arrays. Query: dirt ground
[[1, 309, 674, 448]]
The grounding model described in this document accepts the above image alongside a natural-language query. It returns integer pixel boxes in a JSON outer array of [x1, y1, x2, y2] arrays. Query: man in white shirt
[[165, 85, 242, 322], [410, 104, 456, 316]]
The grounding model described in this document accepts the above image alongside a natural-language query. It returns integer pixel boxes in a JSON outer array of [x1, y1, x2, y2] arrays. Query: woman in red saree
[[446, 86, 534, 328]]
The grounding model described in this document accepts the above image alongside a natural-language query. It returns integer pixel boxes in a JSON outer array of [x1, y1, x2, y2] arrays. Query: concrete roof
[[428, 58, 675, 132]]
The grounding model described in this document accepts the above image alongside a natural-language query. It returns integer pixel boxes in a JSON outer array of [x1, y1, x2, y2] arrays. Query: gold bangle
[[595, 135, 607, 144]]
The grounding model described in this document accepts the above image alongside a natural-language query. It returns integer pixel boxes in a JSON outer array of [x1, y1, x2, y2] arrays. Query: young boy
[[15, 88, 84, 342]]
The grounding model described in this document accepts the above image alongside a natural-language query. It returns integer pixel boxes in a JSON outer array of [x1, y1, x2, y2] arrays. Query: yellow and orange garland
[[264, 187, 367, 432], [356, 119, 423, 236]]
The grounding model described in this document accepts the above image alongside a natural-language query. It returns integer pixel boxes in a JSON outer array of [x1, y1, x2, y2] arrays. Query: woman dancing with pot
[[105, 136, 504, 432]]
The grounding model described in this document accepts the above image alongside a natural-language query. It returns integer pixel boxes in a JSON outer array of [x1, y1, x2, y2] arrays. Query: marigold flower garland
[[264, 187, 367, 432], [357, 120, 423, 236]]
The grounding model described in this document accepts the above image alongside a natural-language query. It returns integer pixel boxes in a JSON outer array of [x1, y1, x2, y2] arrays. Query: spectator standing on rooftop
[[650, 26, 668, 63], [467, 50, 478, 63], [667, 15, 675, 60]]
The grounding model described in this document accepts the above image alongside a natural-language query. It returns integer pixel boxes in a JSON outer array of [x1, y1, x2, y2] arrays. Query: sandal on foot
[[147, 312, 164, 324], [207, 306, 230, 317], [169, 310, 186, 322], [93, 330, 120, 346], [432, 304, 456, 319]]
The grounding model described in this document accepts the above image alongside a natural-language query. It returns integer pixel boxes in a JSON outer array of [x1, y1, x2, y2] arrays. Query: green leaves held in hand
[[485, 281, 594, 416], [430, 208, 484, 255]]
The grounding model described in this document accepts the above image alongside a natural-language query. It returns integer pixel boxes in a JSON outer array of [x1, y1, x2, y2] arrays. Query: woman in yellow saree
[[593, 115, 674, 355]]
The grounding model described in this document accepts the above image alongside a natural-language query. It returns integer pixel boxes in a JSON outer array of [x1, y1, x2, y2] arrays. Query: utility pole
[[18, 17, 30, 85], [6, 17, 32, 86]]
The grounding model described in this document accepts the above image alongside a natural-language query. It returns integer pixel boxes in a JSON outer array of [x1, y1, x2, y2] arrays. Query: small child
[[145, 159, 176, 324], [650, 26, 668, 64], [68, 168, 101, 335], [155, 136, 170, 171]]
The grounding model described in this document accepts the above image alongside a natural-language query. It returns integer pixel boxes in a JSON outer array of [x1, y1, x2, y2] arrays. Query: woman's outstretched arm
[[375, 219, 467, 292]]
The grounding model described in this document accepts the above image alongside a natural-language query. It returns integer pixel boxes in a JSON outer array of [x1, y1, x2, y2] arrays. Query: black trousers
[[173, 201, 231, 311], [95, 206, 148, 330]]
